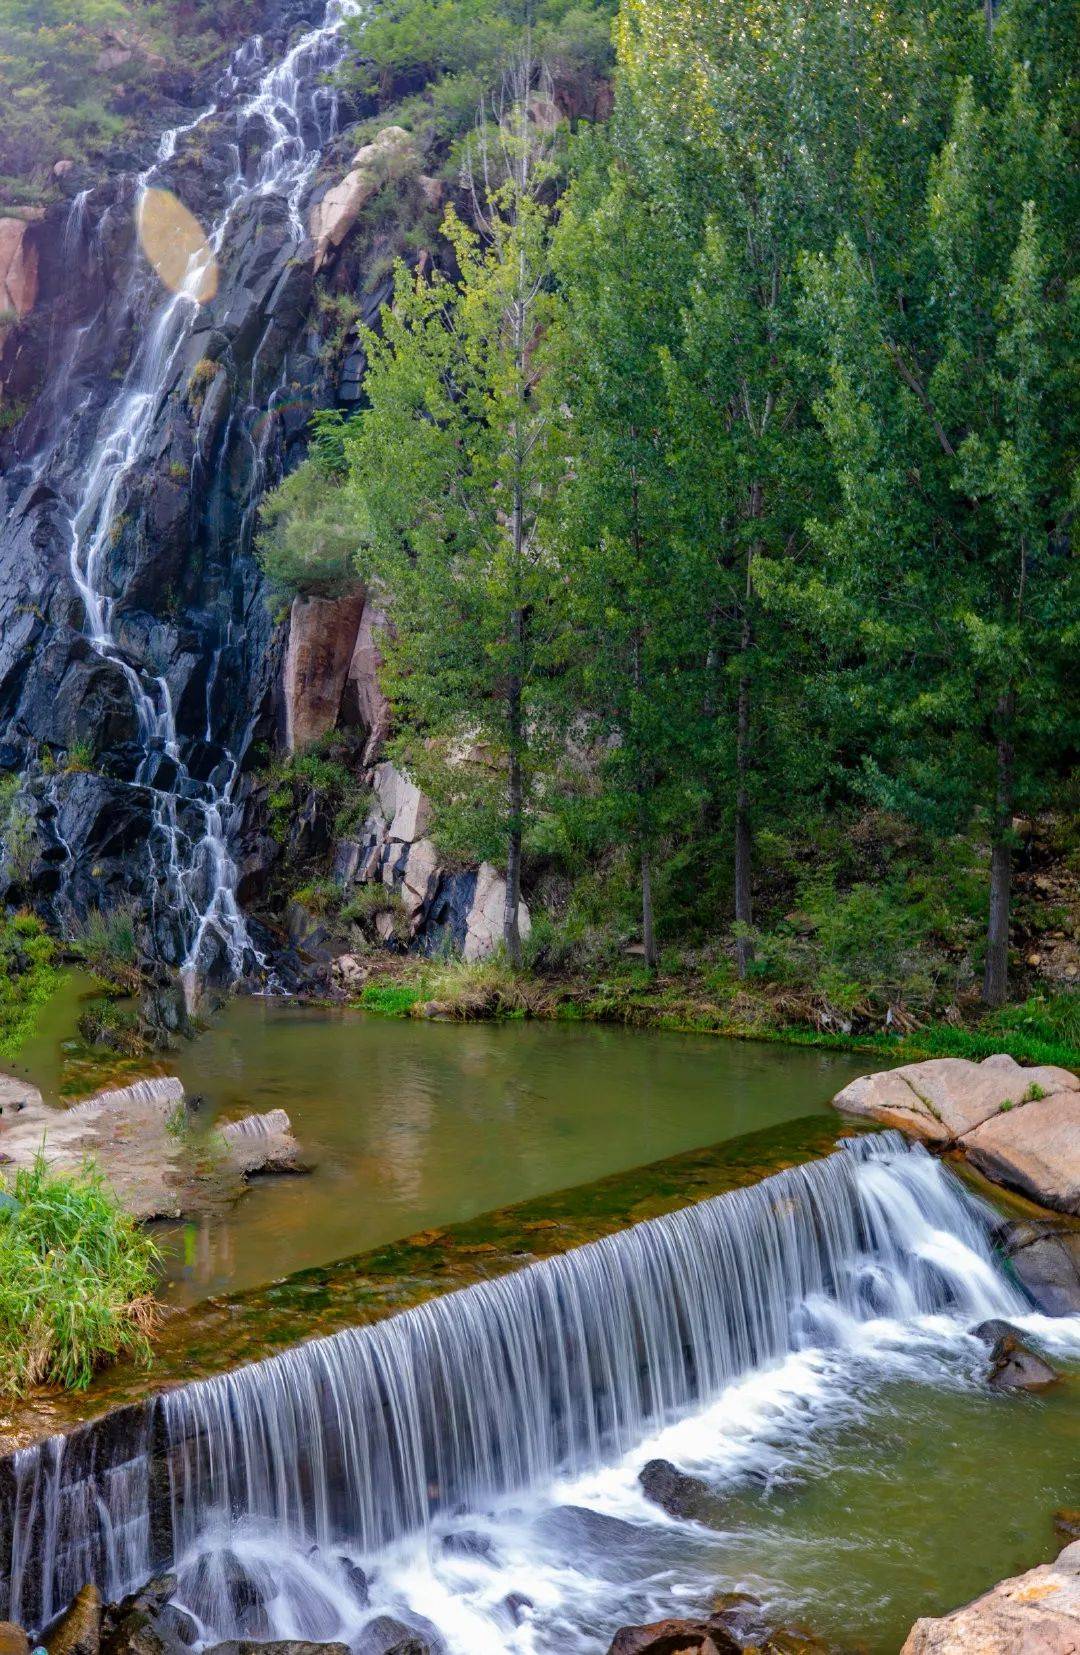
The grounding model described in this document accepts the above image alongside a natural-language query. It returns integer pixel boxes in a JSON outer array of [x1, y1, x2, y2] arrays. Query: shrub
[[76, 1000, 147, 1056], [0, 1153, 159, 1395], [0, 913, 60, 1058], [74, 902, 141, 992], [0, 773, 35, 884], [64, 737, 95, 773]]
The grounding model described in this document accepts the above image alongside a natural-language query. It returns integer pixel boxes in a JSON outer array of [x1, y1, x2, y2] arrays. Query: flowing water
[[25, 0, 362, 998], [6, 1132, 1079, 1649]]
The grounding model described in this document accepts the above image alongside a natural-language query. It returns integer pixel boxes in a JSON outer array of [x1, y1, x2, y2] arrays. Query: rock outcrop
[[309, 127, 417, 271], [1002, 1219, 1080, 1314], [283, 591, 368, 752], [901, 1538, 1080, 1652], [0, 1071, 306, 1220], [833, 1055, 1080, 1213]]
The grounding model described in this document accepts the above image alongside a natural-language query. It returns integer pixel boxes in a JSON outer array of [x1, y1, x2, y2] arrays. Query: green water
[[158, 998, 866, 1303]]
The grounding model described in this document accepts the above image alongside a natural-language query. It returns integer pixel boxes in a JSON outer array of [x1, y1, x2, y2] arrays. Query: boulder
[[283, 590, 367, 752], [45, 1585, 103, 1655], [962, 1090, 1080, 1215], [972, 1320, 1059, 1390], [1002, 1221, 1080, 1314], [0, 218, 38, 322], [309, 127, 416, 271], [342, 596, 391, 761], [463, 862, 531, 962], [352, 1619, 430, 1655], [900, 1538, 1080, 1651], [638, 1459, 725, 1525], [832, 1055, 1078, 1145], [605, 1619, 740, 1655], [0, 1626, 29, 1655], [204, 1645, 349, 1655]]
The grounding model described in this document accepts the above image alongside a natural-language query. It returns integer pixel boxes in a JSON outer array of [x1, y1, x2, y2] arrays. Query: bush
[[0, 1153, 158, 1394], [342, 881, 410, 941], [74, 902, 142, 992], [0, 913, 60, 1059], [77, 1000, 147, 1056]]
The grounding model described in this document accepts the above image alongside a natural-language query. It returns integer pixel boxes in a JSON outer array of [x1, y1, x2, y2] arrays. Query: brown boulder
[[833, 1055, 1078, 1145], [605, 1620, 739, 1655], [0, 218, 38, 321], [0, 1625, 29, 1655], [46, 1586, 103, 1655], [900, 1537, 1080, 1652], [283, 589, 366, 752], [962, 1090, 1080, 1215]]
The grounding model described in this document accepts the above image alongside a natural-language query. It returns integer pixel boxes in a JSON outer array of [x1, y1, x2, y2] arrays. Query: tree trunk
[[503, 605, 525, 968], [734, 539, 756, 978], [982, 691, 1015, 1008], [638, 783, 657, 972]]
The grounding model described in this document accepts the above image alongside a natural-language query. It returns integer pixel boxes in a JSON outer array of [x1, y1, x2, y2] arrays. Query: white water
[[46, 0, 361, 1000], [7, 1134, 1079, 1641]]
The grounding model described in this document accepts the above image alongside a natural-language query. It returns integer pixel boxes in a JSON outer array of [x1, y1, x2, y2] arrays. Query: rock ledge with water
[[901, 1537, 1080, 1652], [0, 1071, 307, 1220], [833, 1054, 1080, 1213]]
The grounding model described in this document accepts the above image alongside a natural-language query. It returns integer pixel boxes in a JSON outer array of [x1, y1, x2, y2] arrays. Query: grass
[[73, 902, 142, 993], [349, 954, 1080, 1072], [0, 1153, 159, 1395], [0, 912, 61, 1060]]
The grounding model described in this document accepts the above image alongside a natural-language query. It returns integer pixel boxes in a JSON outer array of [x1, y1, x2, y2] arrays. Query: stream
[[6, 999, 1080, 1652]]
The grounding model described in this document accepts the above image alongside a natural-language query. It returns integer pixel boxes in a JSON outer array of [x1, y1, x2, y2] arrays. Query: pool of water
[[161, 999, 866, 1303]]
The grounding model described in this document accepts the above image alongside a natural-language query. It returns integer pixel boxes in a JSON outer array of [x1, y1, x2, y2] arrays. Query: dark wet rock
[[499, 1593, 533, 1627], [44, 1586, 103, 1655], [204, 1644, 349, 1655], [353, 1619, 432, 1655], [605, 1617, 741, 1655], [538, 1504, 646, 1552], [972, 1323, 1060, 1391], [638, 1458, 726, 1525], [1002, 1219, 1080, 1314], [100, 1575, 182, 1655], [333, 1557, 369, 1606], [1054, 1508, 1080, 1541], [441, 1528, 494, 1560]]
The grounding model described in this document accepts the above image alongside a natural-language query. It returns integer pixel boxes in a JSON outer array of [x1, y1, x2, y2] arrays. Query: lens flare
[[137, 186, 218, 303]]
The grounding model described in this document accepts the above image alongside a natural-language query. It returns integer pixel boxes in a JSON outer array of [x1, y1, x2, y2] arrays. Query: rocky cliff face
[[0, 0, 381, 989]]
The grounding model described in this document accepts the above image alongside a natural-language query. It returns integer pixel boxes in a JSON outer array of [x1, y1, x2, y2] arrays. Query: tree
[[552, 146, 701, 968], [341, 72, 565, 964], [804, 54, 1078, 1006]]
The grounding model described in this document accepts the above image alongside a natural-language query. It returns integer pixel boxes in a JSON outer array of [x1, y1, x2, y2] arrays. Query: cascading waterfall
[[30, 0, 362, 1000], [5, 1132, 1075, 1638]]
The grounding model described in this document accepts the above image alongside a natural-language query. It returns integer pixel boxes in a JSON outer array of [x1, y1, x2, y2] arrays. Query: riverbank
[[340, 954, 1080, 1071]]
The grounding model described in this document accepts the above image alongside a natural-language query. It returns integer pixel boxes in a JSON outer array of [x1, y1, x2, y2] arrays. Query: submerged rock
[[973, 1321, 1060, 1391], [352, 1618, 433, 1655], [1054, 1509, 1080, 1542], [901, 1537, 1080, 1651], [605, 1617, 741, 1655], [638, 1458, 727, 1525]]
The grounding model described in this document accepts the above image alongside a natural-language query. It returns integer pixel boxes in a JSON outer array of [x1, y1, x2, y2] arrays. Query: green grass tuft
[[358, 982, 423, 1016], [0, 1153, 159, 1395]]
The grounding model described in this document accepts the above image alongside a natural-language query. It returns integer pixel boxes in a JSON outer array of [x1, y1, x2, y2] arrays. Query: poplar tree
[[805, 55, 1078, 1006], [341, 75, 565, 964]]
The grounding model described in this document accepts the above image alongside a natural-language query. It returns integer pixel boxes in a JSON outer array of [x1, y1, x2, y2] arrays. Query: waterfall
[[3, 1133, 1064, 1634], [18, 0, 362, 997]]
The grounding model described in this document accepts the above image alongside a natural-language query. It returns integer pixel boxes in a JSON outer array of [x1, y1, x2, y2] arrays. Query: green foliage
[[74, 902, 141, 992], [0, 775, 35, 885], [258, 414, 365, 600], [0, 0, 266, 202], [0, 1152, 158, 1395], [76, 999, 146, 1056], [342, 0, 615, 150], [341, 882, 410, 943], [64, 737, 95, 773], [0, 912, 60, 1059], [267, 738, 367, 844]]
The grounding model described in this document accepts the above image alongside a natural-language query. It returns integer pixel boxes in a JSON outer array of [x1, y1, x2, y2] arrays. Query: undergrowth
[[0, 1153, 159, 1395], [0, 912, 61, 1059]]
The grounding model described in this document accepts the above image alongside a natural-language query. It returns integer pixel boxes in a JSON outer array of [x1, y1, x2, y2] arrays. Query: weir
[[0, 1132, 1031, 1629]]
